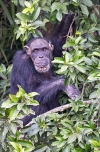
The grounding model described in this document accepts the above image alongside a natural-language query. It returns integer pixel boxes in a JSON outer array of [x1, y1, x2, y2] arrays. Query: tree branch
[[42, 100, 94, 116], [26, 99, 95, 126]]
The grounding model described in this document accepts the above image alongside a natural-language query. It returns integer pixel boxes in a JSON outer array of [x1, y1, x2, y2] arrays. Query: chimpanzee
[[10, 14, 80, 125]]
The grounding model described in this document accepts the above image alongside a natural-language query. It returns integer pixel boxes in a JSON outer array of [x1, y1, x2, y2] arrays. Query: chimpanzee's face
[[25, 39, 53, 73]]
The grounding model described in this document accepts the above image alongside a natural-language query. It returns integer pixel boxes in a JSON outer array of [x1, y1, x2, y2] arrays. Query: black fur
[[52, 14, 75, 57]]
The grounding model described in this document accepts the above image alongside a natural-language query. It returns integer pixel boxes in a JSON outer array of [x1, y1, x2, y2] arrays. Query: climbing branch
[[42, 100, 94, 116], [26, 99, 97, 126]]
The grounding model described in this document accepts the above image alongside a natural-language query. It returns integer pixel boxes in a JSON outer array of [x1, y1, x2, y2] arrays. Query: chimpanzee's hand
[[63, 84, 81, 100]]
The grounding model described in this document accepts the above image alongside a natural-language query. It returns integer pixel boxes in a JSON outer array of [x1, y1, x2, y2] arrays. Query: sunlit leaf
[[81, 0, 93, 7], [80, 4, 89, 16], [74, 65, 86, 73], [16, 13, 30, 21], [2, 100, 17, 108], [67, 133, 77, 144], [24, 1, 31, 8], [56, 11, 62, 21], [9, 105, 19, 121]]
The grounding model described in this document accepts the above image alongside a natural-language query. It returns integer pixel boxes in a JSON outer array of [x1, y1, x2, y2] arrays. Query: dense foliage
[[0, 0, 100, 151]]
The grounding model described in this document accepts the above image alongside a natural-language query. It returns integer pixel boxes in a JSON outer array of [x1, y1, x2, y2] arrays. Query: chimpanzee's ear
[[49, 41, 54, 51], [24, 45, 31, 55]]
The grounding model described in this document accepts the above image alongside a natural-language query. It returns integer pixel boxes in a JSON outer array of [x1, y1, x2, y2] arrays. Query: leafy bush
[[53, 35, 100, 100], [0, 64, 12, 103], [0, 86, 39, 152], [13, 0, 100, 43], [0, 89, 100, 152]]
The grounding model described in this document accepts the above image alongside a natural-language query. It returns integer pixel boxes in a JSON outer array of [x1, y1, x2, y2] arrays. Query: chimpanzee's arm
[[51, 14, 75, 57], [35, 79, 64, 104], [35, 78, 80, 104]]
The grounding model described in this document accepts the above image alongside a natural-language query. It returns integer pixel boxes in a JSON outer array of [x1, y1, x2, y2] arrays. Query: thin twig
[[64, 14, 76, 51], [81, 83, 86, 100], [66, 14, 76, 41]]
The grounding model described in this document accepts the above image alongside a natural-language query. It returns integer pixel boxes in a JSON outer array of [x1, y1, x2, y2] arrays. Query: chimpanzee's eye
[[34, 49, 38, 53], [43, 48, 47, 51]]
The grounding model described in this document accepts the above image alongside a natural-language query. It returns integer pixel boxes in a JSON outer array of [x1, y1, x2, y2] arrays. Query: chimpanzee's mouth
[[35, 64, 50, 73]]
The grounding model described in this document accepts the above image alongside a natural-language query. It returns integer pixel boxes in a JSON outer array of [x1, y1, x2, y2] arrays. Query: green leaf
[[24, 1, 31, 8], [16, 85, 25, 97], [83, 128, 93, 135], [9, 105, 19, 121], [19, 0, 24, 7], [16, 13, 30, 21], [81, 0, 93, 7], [72, 0, 78, 2], [10, 142, 21, 151], [10, 122, 17, 134], [0, 64, 6, 72], [22, 106, 35, 115], [77, 134, 82, 142], [84, 57, 92, 65], [52, 57, 65, 64], [39, 0, 46, 7], [89, 91, 97, 99], [74, 57, 85, 64], [88, 36, 98, 43], [28, 126, 40, 137], [92, 52, 100, 57], [12, 0, 18, 6], [17, 103, 24, 111], [19, 27, 26, 34], [2, 100, 17, 108], [32, 7, 40, 21], [2, 126, 8, 143], [64, 53, 70, 64], [97, 87, 100, 98], [56, 11, 62, 21], [89, 140, 100, 147], [22, 8, 31, 14], [80, 4, 89, 16], [88, 72, 100, 81], [72, 51, 81, 62], [7, 64, 13, 74], [35, 29, 43, 37], [89, 119, 96, 130], [0, 73, 7, 79], [33, 145, 48, 152], [63, 42, 75, 48], [57, 65, 68, 74], [16, 140, 33, 148], [51, 2, 59, 12], [67, 133, 77, 144], [75, 36, 82, 44], [33, 0, 39, 5], [91, 14, 97, 24], [9, 94, 20, 102], [32, 21, 45, 28], [30, 100, 39, 106], [70, 72, 76, 82], [58, 140, 66, 148], [74, 65, 86, 73], [28, 92, 39, 97], [76, 31, 81, 35], [89, 27, 99, 33]]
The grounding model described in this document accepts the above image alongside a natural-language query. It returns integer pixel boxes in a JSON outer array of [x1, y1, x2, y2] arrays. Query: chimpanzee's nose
[[39, 55, 44, 58]]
